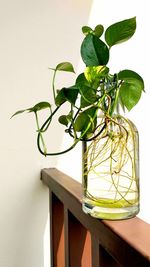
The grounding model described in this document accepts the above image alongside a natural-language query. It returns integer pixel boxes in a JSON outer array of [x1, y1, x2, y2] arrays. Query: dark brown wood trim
[[41, 168, 150, 267]]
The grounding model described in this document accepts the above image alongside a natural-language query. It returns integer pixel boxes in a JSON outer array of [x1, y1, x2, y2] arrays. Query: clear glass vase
[[82, 114, 139, 220]]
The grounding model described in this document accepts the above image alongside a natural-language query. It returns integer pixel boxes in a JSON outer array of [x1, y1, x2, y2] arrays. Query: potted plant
[[12, 17, 144, 220]]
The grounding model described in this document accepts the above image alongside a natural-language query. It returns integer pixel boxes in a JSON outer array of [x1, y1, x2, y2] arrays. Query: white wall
[[0, 1, 92, 266]]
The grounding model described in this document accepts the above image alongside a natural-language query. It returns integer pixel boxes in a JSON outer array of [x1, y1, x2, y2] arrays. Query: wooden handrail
[[41, 168, 150, 267]]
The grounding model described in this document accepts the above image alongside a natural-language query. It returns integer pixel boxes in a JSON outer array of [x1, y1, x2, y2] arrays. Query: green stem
[[37, 106, 60, 155], [52, 70, 57, 101], [35, 112, 47, 155], [37, 107, 96, 156]]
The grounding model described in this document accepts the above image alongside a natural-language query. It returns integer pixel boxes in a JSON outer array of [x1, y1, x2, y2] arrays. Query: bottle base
[[82, 201, 139, 220]]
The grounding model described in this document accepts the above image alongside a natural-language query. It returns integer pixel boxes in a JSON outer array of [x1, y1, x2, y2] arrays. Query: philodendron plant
[[12, 17, 144, 156]]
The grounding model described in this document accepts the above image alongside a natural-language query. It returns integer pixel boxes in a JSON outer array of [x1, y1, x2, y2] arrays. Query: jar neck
[[112, 103, 125, 116]]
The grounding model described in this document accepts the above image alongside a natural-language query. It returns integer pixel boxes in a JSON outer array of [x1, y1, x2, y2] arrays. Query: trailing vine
[[12, 17, 144, 159]]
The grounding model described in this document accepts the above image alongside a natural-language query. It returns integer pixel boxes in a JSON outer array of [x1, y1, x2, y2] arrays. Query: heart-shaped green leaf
[[82, 26, 93, 36], [76, 73, 89, 86], [84, 66, 109, 84], [105, 17, 136, 48], [11, 102, 51, 118], [49, 62, 75, 73], [118, 69, 144, 110], [118, 69, 144, 91], [30, 102, 51, 112], [75, 73, 98, 107], [81, 34, 109, 66], [55, 89, 66, 106], [56, 62, 75, 73], [119, 81, 142, 111], [63, 86, 79, 105], [58, 115, 69, 126], [94, 24, 104, 38]]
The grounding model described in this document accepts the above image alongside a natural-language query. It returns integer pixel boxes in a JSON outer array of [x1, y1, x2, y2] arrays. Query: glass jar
[[82, 114, 139, 220]]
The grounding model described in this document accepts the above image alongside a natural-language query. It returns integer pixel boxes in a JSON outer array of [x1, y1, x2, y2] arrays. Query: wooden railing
[[41, 168, 150, 267]]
